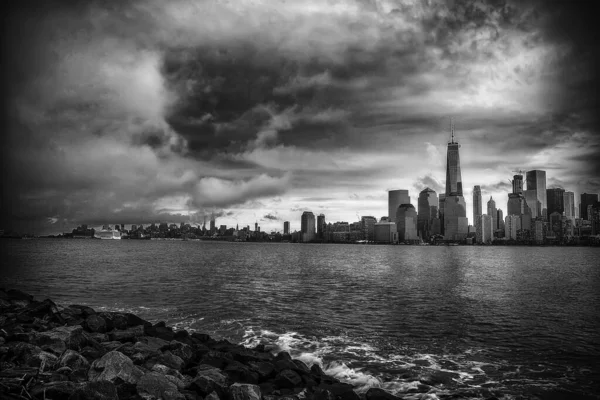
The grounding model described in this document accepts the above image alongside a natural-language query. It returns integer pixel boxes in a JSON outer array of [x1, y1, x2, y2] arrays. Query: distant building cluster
[[293, 124, 600, 245]]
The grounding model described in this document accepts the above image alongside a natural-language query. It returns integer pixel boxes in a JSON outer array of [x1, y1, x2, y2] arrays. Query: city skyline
[[1, 0, 599, 235]]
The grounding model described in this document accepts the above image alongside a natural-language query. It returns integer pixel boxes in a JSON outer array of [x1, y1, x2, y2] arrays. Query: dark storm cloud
[[263, 214, 279, 221]]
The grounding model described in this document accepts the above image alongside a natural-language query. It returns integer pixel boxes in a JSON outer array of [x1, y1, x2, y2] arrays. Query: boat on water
[[94, 229, 121, 240]]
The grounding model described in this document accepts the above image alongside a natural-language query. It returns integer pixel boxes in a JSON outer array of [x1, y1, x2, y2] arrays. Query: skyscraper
[[300, 211, 316, 242], [497, 209, 504, 231], [283, 221, 290, 235], [210, 214, 216, 234], [361, 216, 377, 241], [417, 187, 438, 241], [388, 190, 410, 221], [473, 185, 482, 229], [438, 194, 446, 235], [443, 125, 468, 241], [563, 191, 575, 221], [396, 204, 418, 242], [317, 214, 326, 239], [487, 196, 496, 229], [580, 193, 599, 221], [508, 174, 530, 217], [525, 170, 547, 219], [547, 188, 565, 216]]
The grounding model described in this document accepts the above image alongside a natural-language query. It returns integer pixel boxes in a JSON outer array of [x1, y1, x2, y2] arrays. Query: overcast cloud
[[1, 0, 598, 234]]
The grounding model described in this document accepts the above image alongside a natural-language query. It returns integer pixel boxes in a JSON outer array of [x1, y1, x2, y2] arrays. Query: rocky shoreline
[[0, 289, 402, 400]]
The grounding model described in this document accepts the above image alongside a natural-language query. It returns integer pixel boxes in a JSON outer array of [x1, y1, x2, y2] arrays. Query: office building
[[396, 204, 418, 242], [283, 221, 290, 235], [487, 196, 496, 224], [417, 187, 438, 241], [317, 214, 326, 239], [443, 124, 468, 241], [473, 185, 482, 229], [525, 170, 547, 219], [361, 216, 377, 241], [301, 211, 316, 242], [210, 215, 216, 234], [505, 215, 521, 240], [497, 209, 504, 231], [439, 194, 446, 235], [564, 191, 575, 221], [388, 190, 410, 221], [580, 193, 599, 221], [475, 214, 494, 244], [547, 188, 565, 216], [374, 222, 398, 243]]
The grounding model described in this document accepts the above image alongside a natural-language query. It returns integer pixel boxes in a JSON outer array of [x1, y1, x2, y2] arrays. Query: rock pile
[[0, 289, 401, 400]]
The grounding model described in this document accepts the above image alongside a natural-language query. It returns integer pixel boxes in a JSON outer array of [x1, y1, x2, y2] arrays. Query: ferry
[[94, 229, 121, 240]]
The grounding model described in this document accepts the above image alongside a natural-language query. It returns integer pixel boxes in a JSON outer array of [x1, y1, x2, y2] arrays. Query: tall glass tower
[[443, 123, 468, 241], [525, 170, 547, 220]]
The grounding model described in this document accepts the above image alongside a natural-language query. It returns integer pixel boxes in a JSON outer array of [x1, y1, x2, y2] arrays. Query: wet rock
[[186, 368, 229, 397], [205, 390, 221, 400], [318, 383, 360, 400], [229, 383, 261, 400], [137, 371, 185, 400], [139, 335, 170, 351], [88, 332, 108, 343], [163, 340, 195, 364], [68, 304, 97, 317], [88, 350, 144, 384], [30, 381, 80, 399], [159, 350, 186, 371], [108, 325, 145, 342], [275, 352, 293, 361], [276, 359, 300, 372], [224, 362, 260, 384], [69, 380, 118, 400], [58, 349, 90, 370], [292, 360, 311, 374], [365, 388, 403, 400], [310, 364, 326, 377], [32, 325, 93, 354], [191, 332, 211, 342], [200, 351, 234, 369], [248, 361, 276, 380], [275, 369, 303, 389], [145, 325, 176, 341], [419, 370, 460, 386], [7, 341, 58, 369], [100, 341, 123, 352], [84, 314, 107, 333]]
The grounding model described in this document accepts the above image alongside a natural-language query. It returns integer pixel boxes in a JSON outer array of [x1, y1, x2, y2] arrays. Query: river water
[[1, 240, 599, 399]]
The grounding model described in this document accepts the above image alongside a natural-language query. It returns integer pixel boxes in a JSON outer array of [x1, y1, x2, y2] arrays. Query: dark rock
[[186, 368, 229, 397], [200, 351, 234, 369], [146, 325, 176, 341], [318, 383, 359, 400], [229, 383, 261, 400], [292, 359, 311, 374], [7, 341, 58, 369], [31, 381, 80, 399], [302, 374, 318, 389], [224, 362, 260, 384], [275, 359, 300, 372], [138, 335, 170, 351], [204, 391, 220, 400], [365, 388, 403, 400], [311, 364, 326, 377], [58, 349, 90, 370], [68, 304, 97, 317], [32, 325, 96, 354], [313, 388, 336, 400], [419, 370, 460, 386], [115, 381, 139, 399], [191, 332, 211, 342], [137, 371, 185, 400], [159, 350, 186, 371], [84, 315, 107, 333], [79, 346, 106, 363], [109, 325, 146, 342], [164, 340, 195, 364], [248, 361, 276, 380], [69, 380, 118, 400], [155, 321, 167, 328], [275, 369, 303, 389], [275, 351, 293, 361], [259, 381, 276, 395], [88, 350, 144, 384], [100, 341, 123, 352], [88, 332, 108, 343]]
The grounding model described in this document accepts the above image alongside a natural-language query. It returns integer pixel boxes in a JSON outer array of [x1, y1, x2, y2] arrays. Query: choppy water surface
[[1, 240, 599, 399]]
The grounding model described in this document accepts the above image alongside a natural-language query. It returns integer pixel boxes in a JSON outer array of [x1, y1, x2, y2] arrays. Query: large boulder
[[318, 383, 360, 400], [136, 371, 185, 400], [85, 314, 107, 333], [224, 362, 259, 384], [32, 325, 95, 354], [365, 388, 403, 400], [275, 369, 303, 389], [69, 381, 118, 400], [108, 325, 146, 342], [186, 368, 229, 397], [247, 361, 276, 380], [88, 350, 144, 384], [163, 340, 195, 364], [229, 383, 261, 400], [7, 341, 58, 369], [58, 349, 90, 370]]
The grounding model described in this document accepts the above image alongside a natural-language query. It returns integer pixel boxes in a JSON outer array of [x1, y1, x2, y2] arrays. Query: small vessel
[[94, 229, 121, 240]]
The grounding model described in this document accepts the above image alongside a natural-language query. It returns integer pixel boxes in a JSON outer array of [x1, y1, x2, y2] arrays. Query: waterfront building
[[497, 209, 504, 232], [443, 124, 468, 241], [547, 188, 565, 216], [487, 196, 497, 230], [473, 185, 482, 229], [388, 190, 410, 222], [523, 190, 540, 219], [580, 193, 599, 221], [317, 214, 326, 240], [564, 191, 575, 222], [475, 214, 494, 244], [210, 216, 216, 234], [439, 194, 446, 235], [219, 225, 226, 235], [532, 220, 545, 244], [505, 215, 520, 240], [396, 204, 418, 242], [301, 211, 316, 242], [590, 202, 600, 235], [361, 216, 377, 241], [283, 221, 290, 235], [548, 212, 564, 241], [525, 170, 547, 219], [417, 187, 438, 241], [374, 222, 398, 243]]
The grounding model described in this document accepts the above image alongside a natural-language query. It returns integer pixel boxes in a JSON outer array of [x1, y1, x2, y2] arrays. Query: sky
[[1, 0, 599, 235]]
